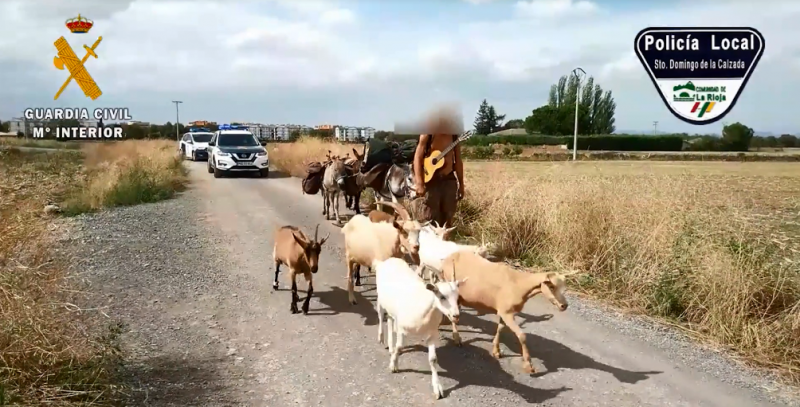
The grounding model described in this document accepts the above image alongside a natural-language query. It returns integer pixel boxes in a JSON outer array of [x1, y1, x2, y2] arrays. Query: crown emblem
[[65, 14, 93, 34]]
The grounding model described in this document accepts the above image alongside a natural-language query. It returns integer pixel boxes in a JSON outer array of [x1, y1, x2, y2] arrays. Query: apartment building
[[333, 126, 376, 142], [188, 120, 216, 127]]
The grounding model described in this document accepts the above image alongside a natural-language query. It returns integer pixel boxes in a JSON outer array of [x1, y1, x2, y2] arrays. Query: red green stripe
[[697, 102, 710, 118]]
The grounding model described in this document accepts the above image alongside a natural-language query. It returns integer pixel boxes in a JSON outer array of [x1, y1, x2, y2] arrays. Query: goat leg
[[290, 279, 300, 314], [427, 339, 445, 399], [451, 320, 462, 347], [346, 261, 357, 305], [273, 261, 281, 290], [354, 265, 361, 286], [302, 280, 313, 315], [491, 314, 505, 358], [500, 312, 535, 373]]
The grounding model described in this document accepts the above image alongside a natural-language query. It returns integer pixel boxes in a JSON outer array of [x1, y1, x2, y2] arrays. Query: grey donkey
[[322, 156, 348, 223]]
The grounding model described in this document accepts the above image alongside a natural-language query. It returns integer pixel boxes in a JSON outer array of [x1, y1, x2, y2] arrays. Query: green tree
[[721, 122, 754, 151], [503, 119, 524, 129], [289, 130, 301, 141], [778, 134, 798, 148], [474, 99, 506, 135], [0, 121, 8, 132], [541, 75, 615, 135]]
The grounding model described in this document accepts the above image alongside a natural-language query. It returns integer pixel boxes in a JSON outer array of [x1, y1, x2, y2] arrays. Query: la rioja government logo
[[634, 27, 765, 125]]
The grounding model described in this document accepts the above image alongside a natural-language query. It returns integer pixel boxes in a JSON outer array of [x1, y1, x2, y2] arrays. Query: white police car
[[179, 127, 214, 161], [206, 124, 269, 178]]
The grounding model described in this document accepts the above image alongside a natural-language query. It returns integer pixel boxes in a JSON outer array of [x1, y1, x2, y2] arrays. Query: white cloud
[[1, 0, 798, 134], [515, 0, 598, 18]]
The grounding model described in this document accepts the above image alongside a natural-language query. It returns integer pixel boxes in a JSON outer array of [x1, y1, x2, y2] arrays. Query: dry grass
[[271, 138, 800, 384], [0, 149, 123, 405], [63, 140, 187, 215], [266, 137, 359, 177]]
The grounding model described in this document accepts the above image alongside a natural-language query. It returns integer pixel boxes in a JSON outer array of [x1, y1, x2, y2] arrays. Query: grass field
[[0, 140, 186, 405], [270, 137, 800, 384]]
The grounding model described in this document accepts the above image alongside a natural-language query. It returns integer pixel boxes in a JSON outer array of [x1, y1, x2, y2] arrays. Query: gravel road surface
[[66, 161, 798, 407]]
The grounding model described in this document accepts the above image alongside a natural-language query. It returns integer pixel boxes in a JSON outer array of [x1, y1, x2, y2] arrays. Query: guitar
[[422, 130, 473, 183]]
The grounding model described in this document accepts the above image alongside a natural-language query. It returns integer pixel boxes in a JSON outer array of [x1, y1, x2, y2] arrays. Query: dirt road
[[69, 162, 796, 407]]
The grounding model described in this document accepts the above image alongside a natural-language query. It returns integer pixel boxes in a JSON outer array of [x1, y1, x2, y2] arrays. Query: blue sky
[[1, 0, 797, 134]]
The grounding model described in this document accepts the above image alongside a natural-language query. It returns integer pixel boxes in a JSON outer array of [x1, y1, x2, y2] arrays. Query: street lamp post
[[571, 67, 585, 161], [172, 100, 183, 142]]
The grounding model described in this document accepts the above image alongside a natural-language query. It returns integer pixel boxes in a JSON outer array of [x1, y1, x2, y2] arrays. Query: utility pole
[[172, 100, 182, 142], [571, 67, 586, 161], [653, 121, 658, 135]]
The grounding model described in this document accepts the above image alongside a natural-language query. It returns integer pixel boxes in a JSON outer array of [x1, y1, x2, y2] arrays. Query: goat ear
[[392, 218, 405, 230], [425, 283, 440, 294]]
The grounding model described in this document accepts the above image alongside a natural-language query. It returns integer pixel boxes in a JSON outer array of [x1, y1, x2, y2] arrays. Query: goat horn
[[314, 224, 320, 241]]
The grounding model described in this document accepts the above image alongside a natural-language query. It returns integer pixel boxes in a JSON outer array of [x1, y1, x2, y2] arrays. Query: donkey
[[343, 147, 365, 212], [358, 141, 416, 212], [322, 156, 348, 223]]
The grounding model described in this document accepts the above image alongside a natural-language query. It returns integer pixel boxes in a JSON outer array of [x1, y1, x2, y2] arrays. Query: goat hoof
[[354, 280, 361, 287], [491, 350, 501, 359], [349, 299, 357, 305], [434, 385, 444, 399], [523, 364, 535, 374], [290, 308, 300, 314], [272, 282, 279, 290]]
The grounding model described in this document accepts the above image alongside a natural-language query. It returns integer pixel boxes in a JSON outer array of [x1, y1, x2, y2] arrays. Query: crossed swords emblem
[[53, 36, 103, 100]]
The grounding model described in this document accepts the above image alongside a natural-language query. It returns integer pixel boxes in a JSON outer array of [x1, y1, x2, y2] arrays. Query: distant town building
[[188, 120, 216, 127], [334, 126, 376, 142]]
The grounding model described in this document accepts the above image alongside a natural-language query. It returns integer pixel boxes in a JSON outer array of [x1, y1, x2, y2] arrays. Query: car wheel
[[180, 146, 186, 160], [191, 150, 196, 161], [213, 167, 224, 178], [207, 160, 214, 173], [259, 168, 269, 178]]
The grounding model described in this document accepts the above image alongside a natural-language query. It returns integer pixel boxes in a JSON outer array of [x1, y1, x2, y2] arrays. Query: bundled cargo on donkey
[[302, 162, 325, 195]]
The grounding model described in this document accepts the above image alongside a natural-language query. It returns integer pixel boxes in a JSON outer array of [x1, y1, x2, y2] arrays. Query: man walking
[[412, 112, 465, 228]]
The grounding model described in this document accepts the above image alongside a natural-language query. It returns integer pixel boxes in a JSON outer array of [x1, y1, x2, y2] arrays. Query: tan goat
[[273, 224, 330, 314], [368, 209, 395, 224], [341, 201, 428, 304], [440, 250, 577, 373]]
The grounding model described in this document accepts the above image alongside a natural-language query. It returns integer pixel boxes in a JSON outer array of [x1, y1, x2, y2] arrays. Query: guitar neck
[[436, 137, 463, 158]]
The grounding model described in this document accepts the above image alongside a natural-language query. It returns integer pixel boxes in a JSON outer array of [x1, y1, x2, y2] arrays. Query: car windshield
[[218, 133, 259, 147], [192, 134, 213, 142]]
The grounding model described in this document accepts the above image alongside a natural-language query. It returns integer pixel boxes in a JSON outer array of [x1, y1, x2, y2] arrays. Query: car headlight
[[216, 152, 231, 157], [256, 151, 267, 157]]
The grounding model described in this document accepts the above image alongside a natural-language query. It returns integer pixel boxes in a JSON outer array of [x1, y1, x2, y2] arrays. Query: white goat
[[416, 221, 492, 283], [374, 257, 467, 400], [341, 202, 428, 300]]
